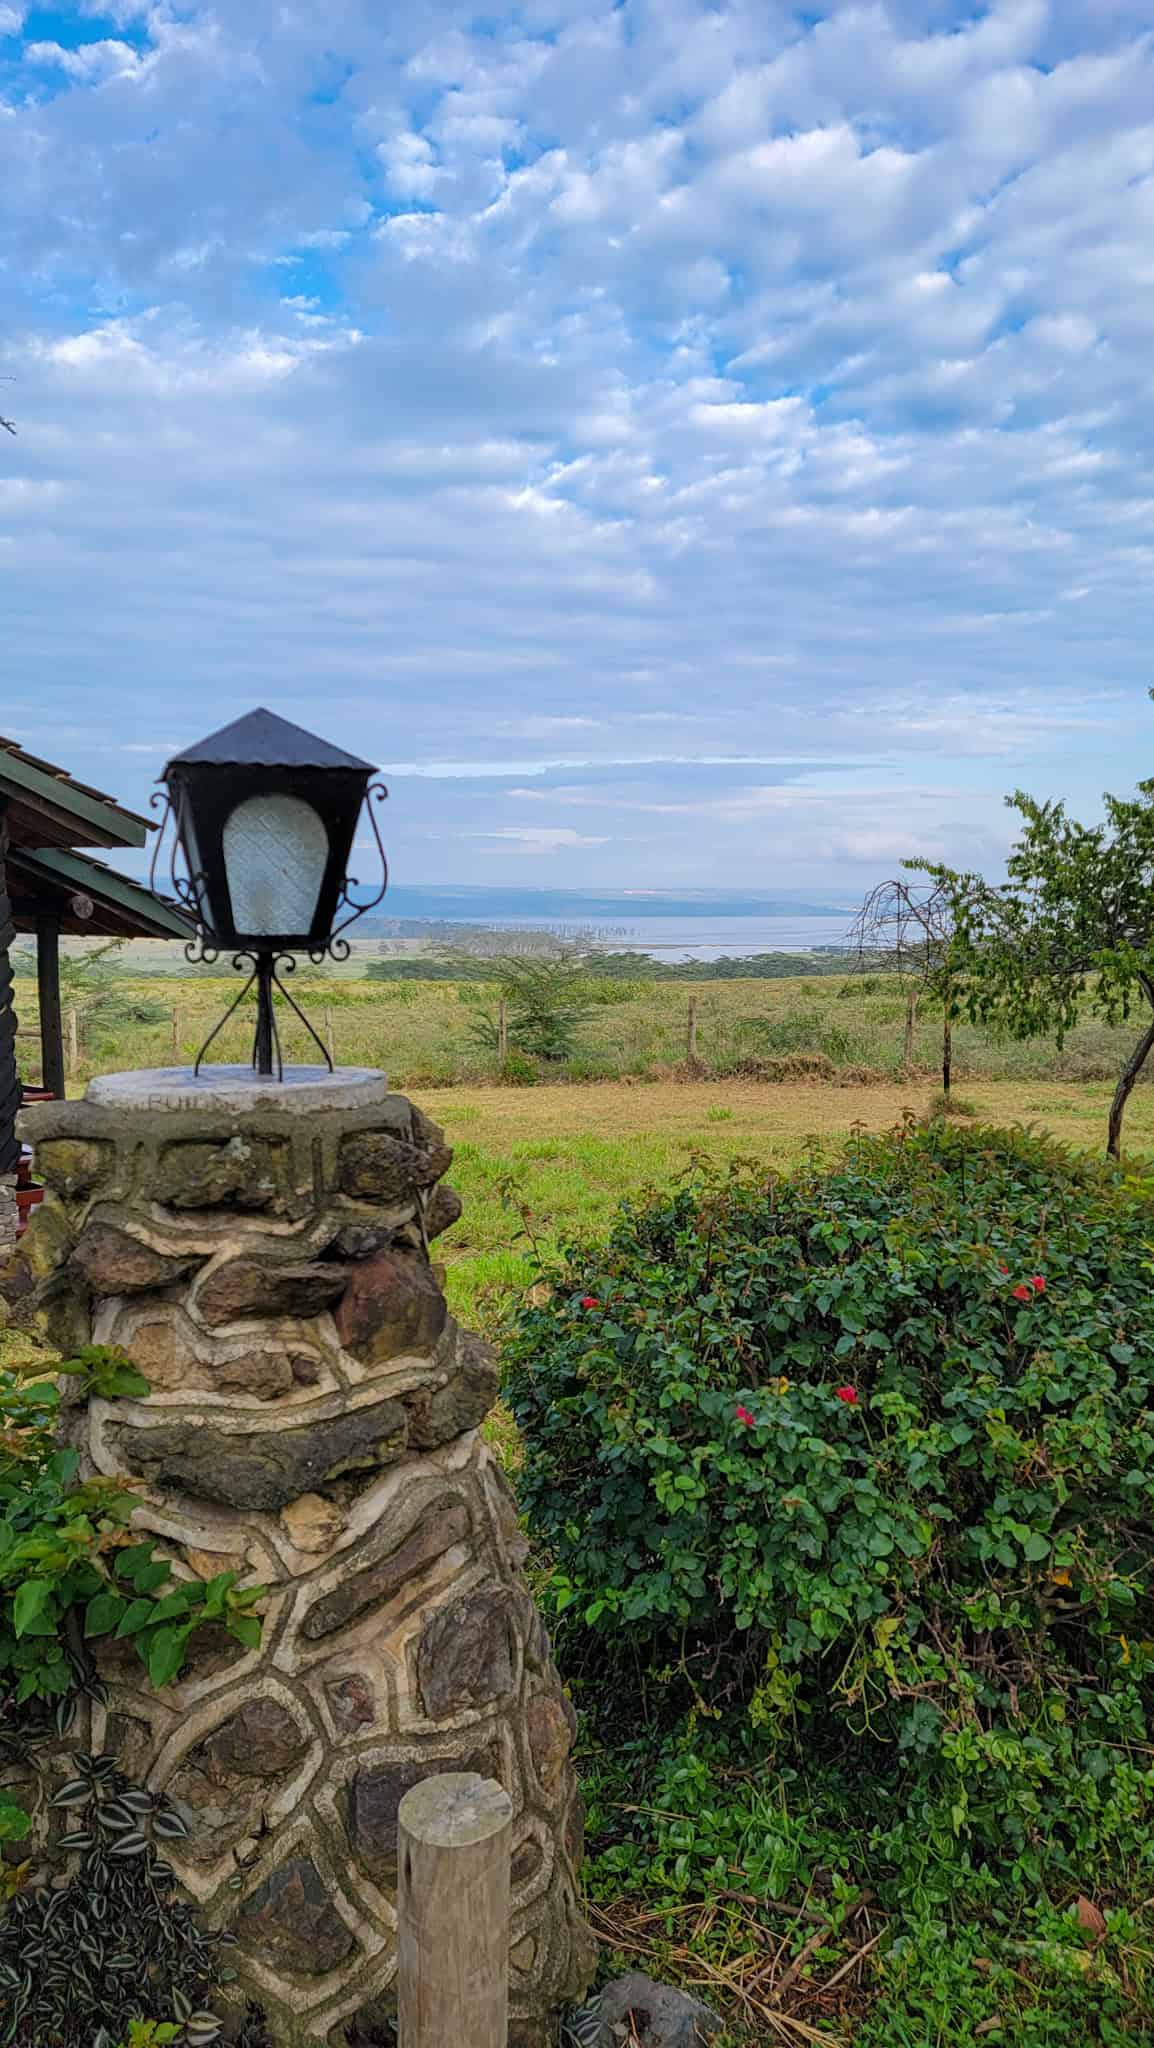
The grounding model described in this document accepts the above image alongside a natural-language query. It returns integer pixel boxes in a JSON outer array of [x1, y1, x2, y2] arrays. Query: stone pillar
[[10, 1067, 592, 2048]]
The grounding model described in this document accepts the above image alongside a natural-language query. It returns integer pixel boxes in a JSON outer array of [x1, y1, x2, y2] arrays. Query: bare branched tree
[[849, 877, 955, 1092]]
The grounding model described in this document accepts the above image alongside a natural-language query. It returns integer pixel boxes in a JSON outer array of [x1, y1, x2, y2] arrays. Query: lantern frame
[[151, 708, 389, 1077]]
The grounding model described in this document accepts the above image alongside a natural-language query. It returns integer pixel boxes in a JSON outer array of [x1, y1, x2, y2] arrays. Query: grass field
[[25, 962, 1154, 1094], [430, 1073, 1147, 1330]]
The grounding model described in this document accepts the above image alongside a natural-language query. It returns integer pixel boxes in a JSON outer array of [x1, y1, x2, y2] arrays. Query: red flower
[[735, 1404, 755, 1427], [998, 1263, 1010, 1275], [1030, 1274, 1046, 1293], [579, 1295, 600, 1310], [1012, 1283, 1032, 1302], [835, 1385, 858, 1405]]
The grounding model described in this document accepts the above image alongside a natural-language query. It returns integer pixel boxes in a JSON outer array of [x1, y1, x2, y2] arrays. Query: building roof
[[0, 735, 152, 851], [7, 845, 194, 940], [164, 707, 376, 776]]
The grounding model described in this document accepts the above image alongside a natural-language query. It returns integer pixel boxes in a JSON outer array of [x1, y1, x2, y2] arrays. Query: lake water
[[437, 911, 854, 962]]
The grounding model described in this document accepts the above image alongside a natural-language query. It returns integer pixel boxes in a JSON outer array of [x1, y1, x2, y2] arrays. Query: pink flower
[[579, 1295, 600, 1310], [1012, 1283, 1032, 1302], [835, 1385, 858, 1406], [1030, 1274, 1046, 1294], [735, 1404, 755, 1428]]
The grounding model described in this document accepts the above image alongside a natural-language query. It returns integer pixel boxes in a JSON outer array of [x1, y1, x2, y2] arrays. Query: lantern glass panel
[[222, 792, 329, 938]]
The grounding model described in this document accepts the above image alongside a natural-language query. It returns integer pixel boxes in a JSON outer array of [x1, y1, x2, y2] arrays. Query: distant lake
[[423, 911, 854, 962]]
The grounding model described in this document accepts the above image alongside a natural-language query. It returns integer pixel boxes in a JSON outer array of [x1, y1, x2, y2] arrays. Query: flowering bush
[[505, 1121, 1154, 1872]]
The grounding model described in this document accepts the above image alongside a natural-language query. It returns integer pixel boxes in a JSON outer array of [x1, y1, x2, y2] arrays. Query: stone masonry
[[7, 1068, 592, 2047]]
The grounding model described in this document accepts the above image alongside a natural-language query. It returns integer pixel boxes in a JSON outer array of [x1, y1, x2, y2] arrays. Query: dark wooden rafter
[[36, 913, 65, 1103], [0, 812, 22, 1173]]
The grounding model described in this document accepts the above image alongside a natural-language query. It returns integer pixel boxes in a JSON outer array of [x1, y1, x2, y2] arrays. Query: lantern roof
[[164, 708, 376, 776]]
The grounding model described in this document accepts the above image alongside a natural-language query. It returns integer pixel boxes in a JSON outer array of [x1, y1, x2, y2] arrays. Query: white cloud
[[1, 1, 1152, 886], [25, 38, 140, 80]]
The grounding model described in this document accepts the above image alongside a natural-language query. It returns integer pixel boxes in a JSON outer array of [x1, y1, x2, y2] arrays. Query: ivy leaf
[[1022, 1531, 1051, 1562]]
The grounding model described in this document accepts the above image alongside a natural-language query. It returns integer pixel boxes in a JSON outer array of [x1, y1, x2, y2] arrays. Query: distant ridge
[[355, 885, 854, 923]]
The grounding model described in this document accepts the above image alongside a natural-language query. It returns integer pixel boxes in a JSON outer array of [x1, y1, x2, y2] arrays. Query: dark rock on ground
[[595, 1974, 722, 2047]]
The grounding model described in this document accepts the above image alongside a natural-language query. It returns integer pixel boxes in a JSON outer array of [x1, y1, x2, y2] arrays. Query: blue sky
[[0, 0, 1150, 890]]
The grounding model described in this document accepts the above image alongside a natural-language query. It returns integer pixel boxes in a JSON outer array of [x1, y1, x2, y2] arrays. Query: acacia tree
[[849, 877, 955, 1091], [916, 772, 1154, 1157]]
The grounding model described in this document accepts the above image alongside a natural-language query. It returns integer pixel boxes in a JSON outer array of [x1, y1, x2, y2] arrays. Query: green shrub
[[0, 1346, 263, 1711], [505, 1123, 1154, 1876]]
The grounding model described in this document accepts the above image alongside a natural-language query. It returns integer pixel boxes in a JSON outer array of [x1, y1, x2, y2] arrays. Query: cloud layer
[[1, 1, 1150, 886]]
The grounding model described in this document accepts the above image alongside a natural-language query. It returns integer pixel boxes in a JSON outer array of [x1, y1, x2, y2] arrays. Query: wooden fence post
[[397, 1772, 513, 2048], [497, 998, 509, 1065], [324, 1006, 336, 1065], [171, 1009, 180, 1062], [686, 992, 699, 1064]]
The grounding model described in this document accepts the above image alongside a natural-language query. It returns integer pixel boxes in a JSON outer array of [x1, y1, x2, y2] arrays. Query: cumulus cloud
[[0, 1, 1151, 885]]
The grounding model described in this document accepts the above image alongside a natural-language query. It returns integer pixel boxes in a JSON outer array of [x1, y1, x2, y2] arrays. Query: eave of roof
[[8, 846, 193, 940], [0, 735, 152, 849]]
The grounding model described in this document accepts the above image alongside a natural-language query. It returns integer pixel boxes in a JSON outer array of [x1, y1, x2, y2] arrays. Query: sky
[[0, 0, 1151, 893]]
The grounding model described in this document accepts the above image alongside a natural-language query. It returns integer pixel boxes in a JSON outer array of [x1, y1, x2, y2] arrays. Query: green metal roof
[[0, 736, 151, 849], [8, 846, 192, 940]]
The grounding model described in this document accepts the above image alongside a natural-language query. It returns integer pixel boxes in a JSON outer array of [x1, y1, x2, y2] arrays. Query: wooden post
[[171, 1008, 180, 1061], [497, 997, 509, 1065], [0, 810, 20, 1173], [686, 992, 699, 1064], [397, 1772, 512, 2048], [324, 1006, 336, 1065], [903, 987, 918, 1074], [36, 914, 66, 1101], [66, 1005, 81, 1079]]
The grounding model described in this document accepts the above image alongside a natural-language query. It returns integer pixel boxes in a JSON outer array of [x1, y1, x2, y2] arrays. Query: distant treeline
[[364, 949, 858, 983]]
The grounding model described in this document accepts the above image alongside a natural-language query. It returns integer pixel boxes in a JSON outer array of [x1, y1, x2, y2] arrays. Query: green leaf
[[115, 1596, 159, 1638], [13, 1577, 52, 1637], [144, 1623, 194, 1688], [1022, 1531, 1051, 1562], [84, 1591, 126, 1638], [225, 1613, 261, 1650]]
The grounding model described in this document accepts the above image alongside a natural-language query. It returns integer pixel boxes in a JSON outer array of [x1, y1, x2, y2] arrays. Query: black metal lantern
[[152, 707, 388, 1077]]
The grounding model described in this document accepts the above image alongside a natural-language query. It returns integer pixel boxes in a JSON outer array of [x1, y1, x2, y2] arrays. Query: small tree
[[849, 878, 955, 1091], [917, 767, 1154, 1157], [466, 954, 593, 1065]]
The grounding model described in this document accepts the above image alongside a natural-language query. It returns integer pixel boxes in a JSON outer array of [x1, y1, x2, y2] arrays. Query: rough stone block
[[338, 1124, 452, 1203], [345, 1741, 499, 1881], [155, 1135, 288, 1211], [35, 1137, 114, 1201], [526, 1692, 576, 1805], [234, 1856, 357, 1975], [424, 1182, 463, 1241], [417, 1586, 519, 1718], [108, 1396, 409, 1510], [405, 1329, 497, 1447], [72, 1219, 198, 1295], [302, 1494, 471, 1640], [195, 1254, 347, 1327], [334, 1247, 447, 1364]]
